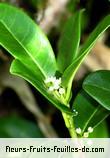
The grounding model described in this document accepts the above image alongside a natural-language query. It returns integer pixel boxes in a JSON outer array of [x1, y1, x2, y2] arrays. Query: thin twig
[[38, 0, 69, 33]]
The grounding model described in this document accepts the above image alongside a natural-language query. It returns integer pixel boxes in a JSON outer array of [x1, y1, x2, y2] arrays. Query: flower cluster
[[44, 76, 65, 95], [75, 126, 94, 138]]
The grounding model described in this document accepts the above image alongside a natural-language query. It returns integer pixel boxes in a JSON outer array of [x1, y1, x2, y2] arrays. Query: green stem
[[62, 112, 77, 138]]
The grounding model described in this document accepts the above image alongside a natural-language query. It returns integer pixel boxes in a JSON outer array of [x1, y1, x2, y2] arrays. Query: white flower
[[88, 127, 93, 133], [55, 78, 61, 85], [76, 128, 82, 134], [45, 76, 62, 92], [54, 78, 61, 90], [44, 76, 66, 96], [59, 88, 65, 95], [83, 132, 89, 138], [48, 84, 60, 92], [44, 76, 56, 84]]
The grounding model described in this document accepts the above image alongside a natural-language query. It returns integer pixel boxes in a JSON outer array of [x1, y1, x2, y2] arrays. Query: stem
[[61, 86, 77, 138], [69, 118, 77, 138], [62, 112, 77, 138]]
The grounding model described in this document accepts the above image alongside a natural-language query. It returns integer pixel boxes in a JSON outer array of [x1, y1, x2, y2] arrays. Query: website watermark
[[0, 138, 109, 158]]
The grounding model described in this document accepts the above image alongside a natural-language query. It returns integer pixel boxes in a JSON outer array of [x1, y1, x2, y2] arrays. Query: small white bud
[[88, 127, 93, 133], [83, 132, 89, 138], [59, 88, 65, 95], [48, 86, 54, 92], [76, 128, 82, 134]]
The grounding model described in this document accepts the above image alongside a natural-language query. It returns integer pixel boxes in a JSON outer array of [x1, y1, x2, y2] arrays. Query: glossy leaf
[[10, 59, 72, 114], [83, 70, 110, 110], [89, 121, 108, 138], [0, 3, 57, 81], [0, 115, 44, 138], [72, 90, 110, 134], [0, 4, 72, 114], [57, 10, 83, 72], [62, 15, 110, 89]]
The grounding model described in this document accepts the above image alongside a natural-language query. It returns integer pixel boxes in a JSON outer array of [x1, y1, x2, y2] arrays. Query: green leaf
[[62, 15, 110, 89], [0, 115, 44, 138], [0, 3, 57, 81], [10, 59, 72, 114], [72, 90, 110, 134], [0, 4, 72, 114], [83, 70, 110, 111], [57, 10, 83, 72], [89, 121, 108, 138]]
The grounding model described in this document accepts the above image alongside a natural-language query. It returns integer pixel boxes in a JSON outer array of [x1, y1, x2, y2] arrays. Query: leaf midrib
[[0, 20, 46, 78], [82, 105, 100, 133], [84, 84, 110, 93], [82, 105, 109, 133]]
